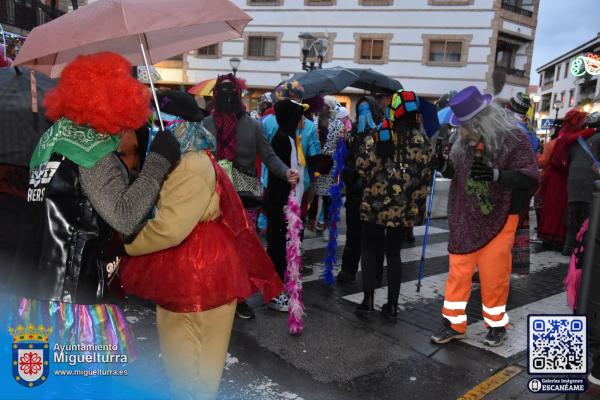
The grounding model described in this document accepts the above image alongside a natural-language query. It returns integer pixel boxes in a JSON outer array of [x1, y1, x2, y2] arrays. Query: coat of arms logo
[[9, 324, 52, 388]]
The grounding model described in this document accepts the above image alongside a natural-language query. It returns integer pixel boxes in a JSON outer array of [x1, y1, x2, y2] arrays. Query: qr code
[[528, 315, 587, 374]]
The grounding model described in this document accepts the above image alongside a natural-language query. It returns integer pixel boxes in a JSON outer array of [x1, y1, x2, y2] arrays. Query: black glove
[[470, 160, 495, 181], [150, 130, 181, 167]]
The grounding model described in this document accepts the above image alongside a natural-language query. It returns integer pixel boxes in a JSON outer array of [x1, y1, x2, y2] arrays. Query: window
[[359, 0, 393, 5], [560, 91, 566, 105], [556, 64, 561, 81], [422, 35, 471, 66], [197, 44, 220, 59], [361, 39, 384, 61], [354, 34, 392, 64], [302, 32, 336, 63], [247, 0, 283, 5], [564, 61, 569, 79], [569, 89, 575, 107], [305, 0, 336, 5], [244, 33, 282, 60], [428, 0, 473, 5]]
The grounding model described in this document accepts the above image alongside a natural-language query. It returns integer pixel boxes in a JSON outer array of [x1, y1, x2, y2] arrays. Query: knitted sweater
[[446, 130, 538, 254]]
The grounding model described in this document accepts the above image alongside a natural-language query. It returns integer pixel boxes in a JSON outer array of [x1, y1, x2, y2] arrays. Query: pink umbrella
[[13, 0, 251, 128]]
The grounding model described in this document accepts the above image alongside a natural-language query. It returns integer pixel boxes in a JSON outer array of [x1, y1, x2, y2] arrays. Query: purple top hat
[[449, 86, 493, 126]]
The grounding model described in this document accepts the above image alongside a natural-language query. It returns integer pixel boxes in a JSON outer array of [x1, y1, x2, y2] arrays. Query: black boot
[[355, 290, 375, 317], [405, 228, 415, 244], [381, 302, 399, 322]]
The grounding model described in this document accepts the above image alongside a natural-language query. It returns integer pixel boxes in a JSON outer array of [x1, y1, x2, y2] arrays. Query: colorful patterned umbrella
[[136, 65, 161, 84], [188, 78, 217, 97]]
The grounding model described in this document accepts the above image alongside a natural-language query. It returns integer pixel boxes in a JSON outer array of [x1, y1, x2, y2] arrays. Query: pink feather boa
[[285, 186, 304, 335], [565, 219, 588, 309]]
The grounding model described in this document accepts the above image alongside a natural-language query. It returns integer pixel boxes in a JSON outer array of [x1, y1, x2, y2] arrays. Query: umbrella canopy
[[347, 68, 402, 93], [136, 65, 161, 84], [14, 0, 251, 78], [0, 68, 56, 166], [188, 78, 217, 97], [291, 67, 359, 99]]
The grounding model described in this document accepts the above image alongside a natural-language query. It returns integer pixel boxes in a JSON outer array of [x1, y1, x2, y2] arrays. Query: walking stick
[[416, 170, 437, 293]]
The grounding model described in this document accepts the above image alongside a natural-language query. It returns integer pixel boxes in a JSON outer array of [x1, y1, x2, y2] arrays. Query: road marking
[[462, 292, 570, 358], [301, 241, 451, 283], [301, 225, 449, 251], [457, 365, 523, 400]]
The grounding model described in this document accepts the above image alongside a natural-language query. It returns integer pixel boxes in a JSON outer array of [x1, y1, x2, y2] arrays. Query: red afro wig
[[44, 52, 151, 135]]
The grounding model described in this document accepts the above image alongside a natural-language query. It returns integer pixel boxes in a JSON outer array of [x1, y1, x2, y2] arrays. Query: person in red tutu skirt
[[121, 91, 283, 400]]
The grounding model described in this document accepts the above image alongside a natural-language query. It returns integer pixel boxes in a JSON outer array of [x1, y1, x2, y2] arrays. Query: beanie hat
[[507, 92, 531, 116]]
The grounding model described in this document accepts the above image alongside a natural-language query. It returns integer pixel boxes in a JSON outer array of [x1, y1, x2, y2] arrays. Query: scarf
[[30, 118, 120, 170], [357, 102, 376, 134], [212, 74, 246, 161], [212, 111, 239, 161], [160, 112, 216, 154]]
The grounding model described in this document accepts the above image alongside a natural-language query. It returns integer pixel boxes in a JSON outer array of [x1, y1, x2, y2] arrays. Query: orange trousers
[[442, 215, 519, 333]]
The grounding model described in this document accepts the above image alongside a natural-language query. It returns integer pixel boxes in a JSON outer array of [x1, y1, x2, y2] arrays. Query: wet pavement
[[122, 215, 599, 400]]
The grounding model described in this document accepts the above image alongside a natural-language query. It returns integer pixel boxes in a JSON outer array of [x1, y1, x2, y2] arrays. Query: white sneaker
[[268, 293, 290, 312]]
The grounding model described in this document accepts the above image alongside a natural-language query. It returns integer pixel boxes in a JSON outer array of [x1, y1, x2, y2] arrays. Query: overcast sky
[[530, 0, 600, 84]]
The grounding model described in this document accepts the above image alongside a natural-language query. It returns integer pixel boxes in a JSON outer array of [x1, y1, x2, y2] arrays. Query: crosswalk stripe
[[341, 251, 568, 308], [339, 249, 570, 358], [462, 292, 570, 358], [301, 241, 452, 283], [301, 226, 449, 251]]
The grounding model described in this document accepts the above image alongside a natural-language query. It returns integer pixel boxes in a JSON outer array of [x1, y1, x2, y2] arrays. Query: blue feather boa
[[322, 139, 349, 286]]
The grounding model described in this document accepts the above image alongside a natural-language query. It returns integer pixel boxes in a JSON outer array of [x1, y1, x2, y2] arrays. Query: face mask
[[215, 82, 241, 113]]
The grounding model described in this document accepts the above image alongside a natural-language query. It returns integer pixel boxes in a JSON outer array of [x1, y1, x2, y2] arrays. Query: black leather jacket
[[9, 154, 123, 304]]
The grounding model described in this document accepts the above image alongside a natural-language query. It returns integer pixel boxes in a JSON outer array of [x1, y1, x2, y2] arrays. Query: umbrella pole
[[138, 34, 164, 131]]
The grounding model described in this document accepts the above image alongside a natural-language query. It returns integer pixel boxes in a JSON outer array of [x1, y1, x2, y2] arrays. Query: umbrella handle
[[138, 34, 164, 131]]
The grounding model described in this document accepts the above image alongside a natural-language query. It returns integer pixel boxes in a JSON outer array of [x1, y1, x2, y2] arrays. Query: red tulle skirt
[[121, 152, 283, 313]]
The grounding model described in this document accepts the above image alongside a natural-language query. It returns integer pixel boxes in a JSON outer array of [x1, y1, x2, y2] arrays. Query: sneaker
[[268, 293, 290, 312], [300, 266, 314, 277], [483, 327, 507, 347], [430, 326, 466, 344], [336, 271, 356, 283], [235, 302, 256, 320], [316, 222, 325, 232], [322, 229, 330, 242], [589, 361, 600, 386]]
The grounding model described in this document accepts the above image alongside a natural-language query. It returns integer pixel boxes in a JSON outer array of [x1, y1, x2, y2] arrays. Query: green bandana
[[30, 118, 120, 170]]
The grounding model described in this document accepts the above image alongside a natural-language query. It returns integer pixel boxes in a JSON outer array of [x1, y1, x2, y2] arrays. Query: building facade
[[535, 33, 600, 126], [153, 0, 538, 110]]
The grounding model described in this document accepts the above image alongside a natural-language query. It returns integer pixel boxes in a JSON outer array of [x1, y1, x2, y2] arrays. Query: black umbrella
[[291, 67, 359, 99], [347, 68, 402, 93], [0, 67, 56, 166]]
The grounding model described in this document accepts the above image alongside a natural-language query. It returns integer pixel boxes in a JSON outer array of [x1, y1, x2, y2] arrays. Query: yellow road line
[[457, 365, 523, 400]]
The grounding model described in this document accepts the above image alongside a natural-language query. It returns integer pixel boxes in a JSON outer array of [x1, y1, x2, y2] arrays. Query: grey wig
[[450, 104, 521, 163]]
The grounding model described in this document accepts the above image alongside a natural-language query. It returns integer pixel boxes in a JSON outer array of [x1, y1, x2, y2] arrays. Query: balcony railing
[[501, 1, 533, 18], [0, 0, 65, 33], [496, 65, 527, 78]]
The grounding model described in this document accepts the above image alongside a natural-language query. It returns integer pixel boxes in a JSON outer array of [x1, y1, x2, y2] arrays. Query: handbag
[[232, 166, 263, 198]]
